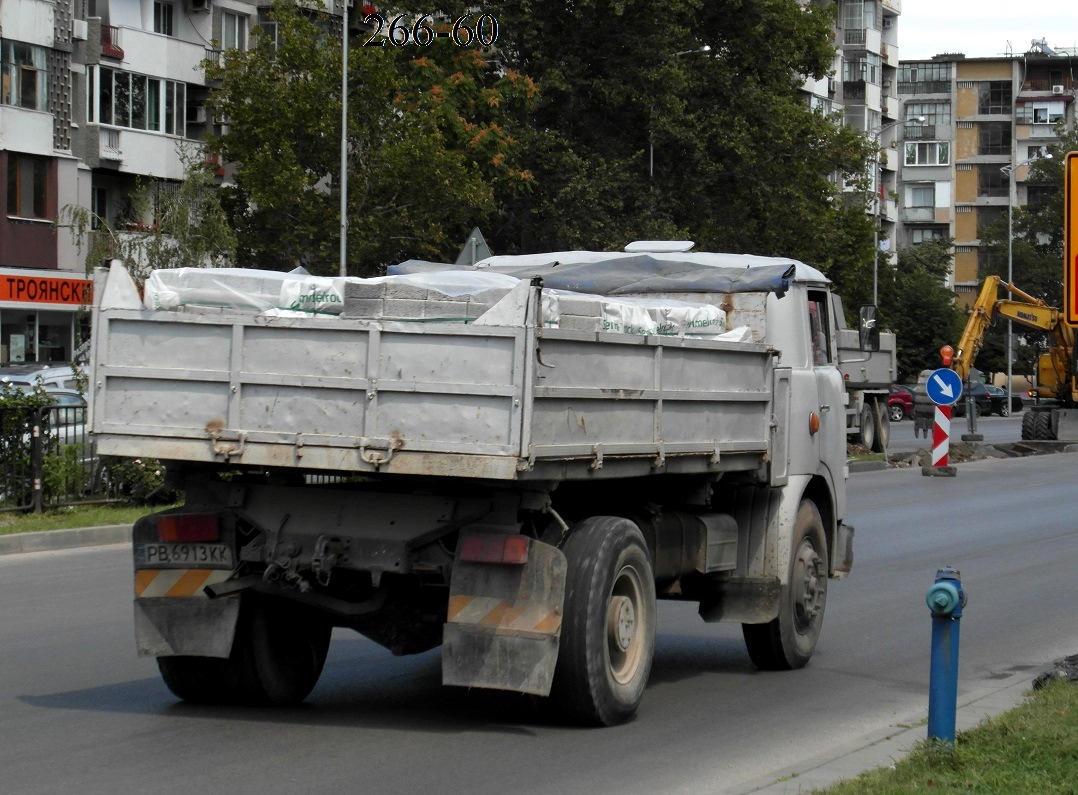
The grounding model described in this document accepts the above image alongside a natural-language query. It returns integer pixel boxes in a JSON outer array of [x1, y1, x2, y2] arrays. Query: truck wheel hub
[[608, 595, 635, 652]]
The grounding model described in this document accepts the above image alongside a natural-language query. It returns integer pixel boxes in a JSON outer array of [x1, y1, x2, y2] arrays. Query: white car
[[0, 364, 81, 391]]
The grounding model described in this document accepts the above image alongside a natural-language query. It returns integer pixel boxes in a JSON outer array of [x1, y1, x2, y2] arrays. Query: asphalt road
[[2, 453, 1077, 795]]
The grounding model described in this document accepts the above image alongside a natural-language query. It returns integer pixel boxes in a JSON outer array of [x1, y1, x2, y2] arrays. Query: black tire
[[157, 655, 238, 704], [888, 403, 905, 422], [1033, 410, 1055, 441], [158, 597, 331, 706], [998, 401, 1010, 417], [870, 402, 890, 453], [552, 516, 657, 726], [858, 405, 876, 450], [742, 500, 827, 671], [1022, 410, 1037, 440]]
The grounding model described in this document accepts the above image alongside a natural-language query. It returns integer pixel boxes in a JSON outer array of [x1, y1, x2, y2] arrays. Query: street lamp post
[[339, 0, 350, 277], [1000, 154, 1051, 403], [650, 45, 710, 179], [869, 116, 924, 305]]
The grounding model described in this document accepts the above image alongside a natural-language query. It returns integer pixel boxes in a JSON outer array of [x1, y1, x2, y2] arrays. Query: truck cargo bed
[[91, 302, 776, 481]]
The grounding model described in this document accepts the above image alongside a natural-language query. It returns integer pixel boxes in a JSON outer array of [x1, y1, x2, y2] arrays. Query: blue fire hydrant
[[926, 567, 967, 747]]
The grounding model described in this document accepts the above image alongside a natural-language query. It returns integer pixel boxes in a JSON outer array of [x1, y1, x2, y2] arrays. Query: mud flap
[[134, 596, 241, 658], [442, 539, 566, 696]]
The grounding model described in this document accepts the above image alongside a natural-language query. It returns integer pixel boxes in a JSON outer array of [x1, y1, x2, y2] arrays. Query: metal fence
[[0, 402, 118, 513]]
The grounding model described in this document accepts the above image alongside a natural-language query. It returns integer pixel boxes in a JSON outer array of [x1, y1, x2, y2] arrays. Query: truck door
[[807, 291, 847, 487]]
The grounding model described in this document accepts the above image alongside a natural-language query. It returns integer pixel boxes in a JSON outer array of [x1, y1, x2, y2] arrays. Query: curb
[[730, 668, 1038, 794], [0, 524, 132, 556]]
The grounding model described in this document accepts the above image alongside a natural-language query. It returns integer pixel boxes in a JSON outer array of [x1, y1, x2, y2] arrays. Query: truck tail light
[[156, 513, 220, 543], [459, 533, 530, 565]]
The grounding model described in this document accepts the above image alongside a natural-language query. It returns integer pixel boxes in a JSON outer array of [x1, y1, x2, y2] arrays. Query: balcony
[[100, 128, 123, 162], [106, 27, 208, 84], [1021, 78, 1073, 93], [905, 123, 937, 140], [102, 25, 125, 60]]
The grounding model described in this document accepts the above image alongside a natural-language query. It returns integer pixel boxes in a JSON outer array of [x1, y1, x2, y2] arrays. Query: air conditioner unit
[[72, 19, 88, 40], [882, 17, 894, 29], [187, 0, 211, 12], [187, 106, 208, 124], [827, 77, 836, 95], [1052, 85, 1065, 94]]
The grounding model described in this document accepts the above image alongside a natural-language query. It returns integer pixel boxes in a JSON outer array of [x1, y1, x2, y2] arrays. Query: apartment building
[[0, 0, 266, 364], [803, 0, 904, 274], [897, 43, 1077, 303]]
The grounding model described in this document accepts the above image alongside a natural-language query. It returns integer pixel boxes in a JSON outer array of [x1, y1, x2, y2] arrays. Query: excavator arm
[[952, 275, 1077, 404], [953, 275, 1002, 382]]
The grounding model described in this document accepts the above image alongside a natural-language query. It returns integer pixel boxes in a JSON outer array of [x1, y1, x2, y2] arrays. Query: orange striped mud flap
[[133, 569, 241, 658], [442, 539, 567, 696]]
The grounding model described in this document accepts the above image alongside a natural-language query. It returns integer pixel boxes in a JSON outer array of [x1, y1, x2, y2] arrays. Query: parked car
[[952, 383, 1022, 417], [984, 384, 1023, 415], [888, 384, 914, 421]]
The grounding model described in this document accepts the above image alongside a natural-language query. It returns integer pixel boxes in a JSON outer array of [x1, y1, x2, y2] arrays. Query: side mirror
[[859, 305, 881, 352]]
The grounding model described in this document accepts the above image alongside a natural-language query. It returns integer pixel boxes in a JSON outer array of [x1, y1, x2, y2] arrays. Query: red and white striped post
[[932, 404, 951, 467], [923, 345, 958, 478], [935, 345, 954, 466]]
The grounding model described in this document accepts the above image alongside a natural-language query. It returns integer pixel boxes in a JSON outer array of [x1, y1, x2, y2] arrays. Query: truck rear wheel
[[158, 597, 331, 706], [860, 401, 889, 453], [742, 500, 827, 670], [551, 516, 656, 726]]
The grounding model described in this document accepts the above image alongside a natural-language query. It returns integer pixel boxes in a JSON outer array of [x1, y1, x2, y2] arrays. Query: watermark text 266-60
[[362, 13, 499, 47]]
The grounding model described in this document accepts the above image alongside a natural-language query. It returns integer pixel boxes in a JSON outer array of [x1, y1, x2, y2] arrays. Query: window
[[904, 141, 950, 166], [904, 102, 951, 125], [153, 2, 174, 36], [977, 207, 1006, 236], [843, 53, 882, 85], [1026, 184, 1057, 206], [898, 62, 952, 94], [93, 66, 186, 136], [1016, 101, 1065, 125], [807, 295, 830, 366], [6, 152, 49, 219], [978, 167, 1008, 198], [907, 184, 935, 207], [909, 227, 946, 245], [840, 0, 877, 32], [978, 81, 1012, 114], [978, 122, 1011, 156], [1, 40, 50, 111], [222, 12, 248, 50]]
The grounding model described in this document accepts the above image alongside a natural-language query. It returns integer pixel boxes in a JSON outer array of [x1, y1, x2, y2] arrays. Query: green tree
[[880, 238, 964, 382], [487, 0, 877, 305], [205, 2, 535, 276], [58, 145, 236, 282]]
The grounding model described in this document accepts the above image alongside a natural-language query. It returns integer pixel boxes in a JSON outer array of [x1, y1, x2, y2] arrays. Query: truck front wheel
[[158, 596, 331, 706], [742, 500, 828, 670], [552, 516, 656, 726]]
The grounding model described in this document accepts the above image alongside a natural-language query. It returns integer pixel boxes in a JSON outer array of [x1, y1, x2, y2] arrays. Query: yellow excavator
[[952, 274, 1077, 440]]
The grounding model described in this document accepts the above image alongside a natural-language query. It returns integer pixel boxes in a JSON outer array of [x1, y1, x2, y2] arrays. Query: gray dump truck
[[91, 242, 872, 726]]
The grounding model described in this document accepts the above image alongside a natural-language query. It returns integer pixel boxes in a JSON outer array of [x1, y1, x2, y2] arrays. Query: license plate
[[134, 543, 234, 568]]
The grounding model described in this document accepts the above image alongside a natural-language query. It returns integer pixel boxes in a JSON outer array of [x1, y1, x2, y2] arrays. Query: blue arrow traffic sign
[[926, 368, 963, 406]]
